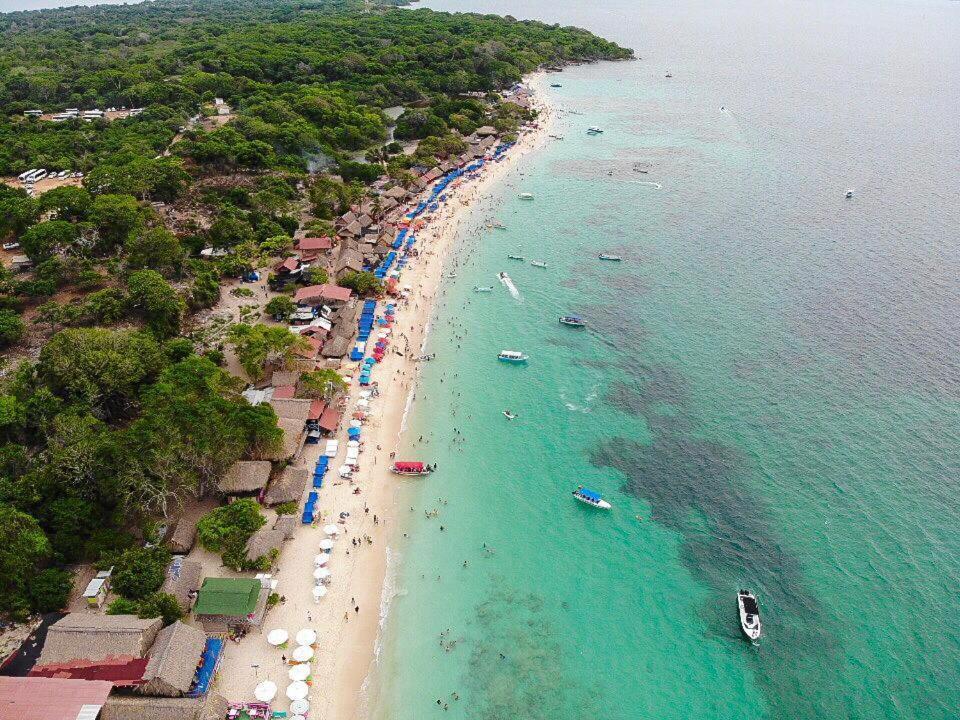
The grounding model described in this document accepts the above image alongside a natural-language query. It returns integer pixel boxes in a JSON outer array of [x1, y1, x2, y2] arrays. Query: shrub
[[274, 501, 298, 516], [111, 546, 170, 600], [27, 568, 72, 613], [137, 591, 184, 625]]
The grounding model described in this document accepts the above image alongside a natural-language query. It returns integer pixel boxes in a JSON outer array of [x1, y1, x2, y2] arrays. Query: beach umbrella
[[347, 440, 360, 448], [318, 538, 334, 550], [292, 645, 314, 663], [254, 681, 277, 702], [312, 585, 328, 600], [286, 680, 309, 700], [323, 524, 341, 535], [349, 420, 362, 428], [313, 567, 331, 580], [357, 399, 369, 408], [291, 715, 307, 720], [266, 629, 288, 646], [296, 628, 317, 646], [313, 554, 329, 566], [290, 700, 310, 715], [288, 663, 311, 681]]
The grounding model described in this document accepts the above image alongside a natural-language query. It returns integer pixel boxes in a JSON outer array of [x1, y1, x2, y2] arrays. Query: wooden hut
[[101, 693, 229, 720], [264, 463, 310, 506], [36, 614, 163, 667], [137, 621, 207, 697], [244, 527, 286, 568], [217, 460, 271, 495]]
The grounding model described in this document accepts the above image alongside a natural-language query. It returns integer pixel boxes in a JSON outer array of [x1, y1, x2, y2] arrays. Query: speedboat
[[390, 461, 434, 476], [587, 126, 604, 135], [559, 315, 586, 328], [845, 190, 854, 199], [530, 260, 547, 268], [518, 192, 534, 200], [572, 486, 611, 509], [507, 254, 525, 261], [503, 410, 518, 420], [737, 589, 762, 641], [497, 350, 528, 363], [474, 286, 493, 293], [550, 83, 562, 88], [598, 253, 623, 261]]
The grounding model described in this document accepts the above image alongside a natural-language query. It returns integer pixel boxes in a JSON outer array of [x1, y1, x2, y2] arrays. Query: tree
[[19, 220, 78, 261], [227, 323, 309, 381], [27, 568, 72, 613], [136, 591, 184, 625], [106, 597, 140, 615], [0, 194, 39, 238], [189, 270, 221, 310], [299, 369, 347, 400], [302, 266, 328, 285], [0, 309, 26, 347], [89, 194, 143, 251], [0, 503, 51, 617], [110, 545, 170, 600], [39, 186, 92, 221], [265, 295, 296, 319], [394, 109, 448, 140], [127, 270, 185, 338], [208, 214, 254, 249], [126, 227, 185, 276], [197, 498, 265, 570], [79, 288, 128, 325], [337, 270, 382, 296]]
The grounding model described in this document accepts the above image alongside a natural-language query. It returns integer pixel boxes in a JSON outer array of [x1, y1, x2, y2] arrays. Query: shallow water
[[371, 0, 960, 718]]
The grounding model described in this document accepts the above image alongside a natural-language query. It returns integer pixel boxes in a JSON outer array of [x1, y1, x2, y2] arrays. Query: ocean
[[368, 0, 960, 718]]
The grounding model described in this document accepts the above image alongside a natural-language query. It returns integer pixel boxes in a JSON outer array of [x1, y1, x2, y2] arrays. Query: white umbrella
[[288, 663, 311, 681], [286, 680, 309, 700], [338, 465, 353, 477], [347, 440, 360, 448], [295, 628, 317, 646], [290, 700, 310, 715], [311, 585, 328, 600], [266, 629, 288, 646], [318, 538, 334, 550], [313, 554, 329, 566], [313, 567, 331, 580], [292, 645, 314, 662], [254, 680, 277, 702], [323, 524, 340, 535], [357, 399, 369, 409], [349, 420, 362, 428], [291, 715, 307, 720]]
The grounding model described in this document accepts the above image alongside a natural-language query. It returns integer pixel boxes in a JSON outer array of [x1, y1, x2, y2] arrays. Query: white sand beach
[[210, 74, 555, 720]]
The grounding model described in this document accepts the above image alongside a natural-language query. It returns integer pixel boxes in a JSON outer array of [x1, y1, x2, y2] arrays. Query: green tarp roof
[[193, 577, 260, 617]]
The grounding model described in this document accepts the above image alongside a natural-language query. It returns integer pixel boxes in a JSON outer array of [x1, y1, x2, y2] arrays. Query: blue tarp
[[187, 637, 224, 697], [578, 488, 602, 501]]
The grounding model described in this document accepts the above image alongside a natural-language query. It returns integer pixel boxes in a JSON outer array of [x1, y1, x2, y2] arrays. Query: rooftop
[[0, 676, 113, 720], [217, 460, 271, 494], [294, 284, 353, 304], [37, 615, 162, 667], [192, 577, 261, 617]]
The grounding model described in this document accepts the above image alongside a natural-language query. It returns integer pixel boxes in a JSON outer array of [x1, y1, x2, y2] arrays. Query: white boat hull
[[573, 495, 611, 509], [738, 592, 762, 641]]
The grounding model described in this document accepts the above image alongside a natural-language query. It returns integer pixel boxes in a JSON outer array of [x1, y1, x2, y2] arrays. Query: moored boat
[[737, 589, 762, 641], [474, 286, 493, 293], [572, 486, 611, 509], [598, 253, 623, 261], [518, 192, 535, 200], [497, 350, 528, 363], [587, 126, 604, 134], [507, 254, 525, 260], [559, 315, 586, 328], [530, 260, 547, 268], [503, 410, 518, 420], [390, 461, 434, 476]]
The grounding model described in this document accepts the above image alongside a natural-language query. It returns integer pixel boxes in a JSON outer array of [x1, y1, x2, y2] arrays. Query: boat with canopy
[[599, 253, 623, 261], [498, 350, 528, 363], [572, 486, 611, 509], [559, 315, 586, 328], [738, 590, 762, 641], [390, 461, 434, 476]]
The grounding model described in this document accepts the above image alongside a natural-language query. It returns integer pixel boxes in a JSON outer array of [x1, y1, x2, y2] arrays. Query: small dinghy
[[507, 254, 525, 260], [390, 461, 434, 477], [503, 410, 518, 420], [737, 589, 762, 641], [497, 350, 528, 363], [559, 315, 586, 328], [474, 286, 493, 293], [598, 253, 623, 261], [518, 192, 535, 200], [587, 126, 604, 134], [572, 486, 611, 509], [845, 190, 854, 199], [530, 260, 547, 268]]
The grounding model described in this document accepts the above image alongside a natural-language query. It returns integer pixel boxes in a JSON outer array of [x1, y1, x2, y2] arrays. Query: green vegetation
[[107, 591, 184, 625], [265, 295, 296, 319], [227, 322, 309, 381], [338, 270, 383, 296], [110, 545, 170, 600], [197, 498, 266, 571], [300, 368, 348, 399]]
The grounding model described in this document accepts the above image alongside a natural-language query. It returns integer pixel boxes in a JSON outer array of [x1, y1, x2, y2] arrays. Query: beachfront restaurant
[[192, 577, 269, 633]]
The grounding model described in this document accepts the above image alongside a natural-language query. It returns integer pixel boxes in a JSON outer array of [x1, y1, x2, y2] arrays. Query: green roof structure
[[192, 577, 260, 617]]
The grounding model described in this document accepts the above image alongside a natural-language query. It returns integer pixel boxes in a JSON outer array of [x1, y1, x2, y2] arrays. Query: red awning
[[272, 385, 296, 399], [318, 406, 341, 432], [393, 461, 424, 472], [309, 399, 327, 421]]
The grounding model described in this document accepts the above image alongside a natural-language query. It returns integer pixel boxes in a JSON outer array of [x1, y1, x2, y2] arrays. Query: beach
[[210, 72, 555, 719]]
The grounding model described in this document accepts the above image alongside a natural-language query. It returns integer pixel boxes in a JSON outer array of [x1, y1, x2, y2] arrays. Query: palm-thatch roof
[[217, 460, 271, 494], [38, 615, 163, 667], [264, 464, 309, 505], [270, 370, 301, 387], [166, 499, 219, 553], [244, 527, 286, 565], [101, 693, 228, 720], [268, 398, 313, 423], [320, 336, 351, 359], [265, 417, 306, 460], [159, 559, 203, 612], [273, 514, 298, 540], [137, 621, 207, 697]]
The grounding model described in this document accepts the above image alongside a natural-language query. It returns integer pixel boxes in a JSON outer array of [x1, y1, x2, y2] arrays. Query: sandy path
[[211, 74, 555, 720]]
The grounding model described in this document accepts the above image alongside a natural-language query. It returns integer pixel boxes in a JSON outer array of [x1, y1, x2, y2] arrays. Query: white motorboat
[[737, 589, 762, 641], [598, 253, 623, 261], [518, 192, 535, 200], [530, 260, 547, 268], [845, 190, 854, 199], [507, 254, 525, 261], [497, 350, 528, 363], [474, 286, 493, 293], [587, 126, 604, 134], [503, 410, 518, 420], [572, 486, 611, 509]]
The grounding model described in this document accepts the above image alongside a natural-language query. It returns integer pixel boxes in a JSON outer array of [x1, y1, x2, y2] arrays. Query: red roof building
[[272, 385, 296, 399], [318, 406, 341, 433], [309, 399, 327, 421], [0, 676, 113, 720], [275, 256, 299, 274], [294, 284, 353, 305], [293, 335, 323, 359], [297, 237, 333, 251], [30, 656, 149, 686]]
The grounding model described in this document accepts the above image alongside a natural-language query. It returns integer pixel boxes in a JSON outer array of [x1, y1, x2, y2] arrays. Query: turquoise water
[[371, 1, 960, 718]]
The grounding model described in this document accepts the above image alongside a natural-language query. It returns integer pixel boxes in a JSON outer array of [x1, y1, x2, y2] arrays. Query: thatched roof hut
[[273, 514, 298, 540], [159, 559, 203, 612], [38, 615, 163, 667], [137, 621, 207, 697], [166, 498, 218, 553], [320, 336, 351, 359], [217, 460, 271, 495], [271, 370, 301, 387], [268, 398, 312, 423], [244, 527, 286, 566], [264, 464, 309, 505], [264, 417, 306, 461], [102, 693, 229, 720]]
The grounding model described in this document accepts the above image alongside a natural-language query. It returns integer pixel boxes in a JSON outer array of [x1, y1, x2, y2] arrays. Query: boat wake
[[631, 180, 663, 190], [498, 272, 522, 300], [560, 387, 598, 413]]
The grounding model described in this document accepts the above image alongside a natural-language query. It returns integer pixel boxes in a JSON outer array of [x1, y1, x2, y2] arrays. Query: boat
[[518, 192, 535, 200], [474, 286, 493, 293], [390, 461, 434, 476], [550, 83, 562, 88], [507, 254, 525, 261], [497, 350, 528, 363], [572, 486, 611, 509], [530, 260, 547, 268], [493, 222, 507, 229], [598, 253, 623, 261], [447, 272, 457, 278], [587, 126, 604, 134], [737, 590, 762, 641], [559, 315, 586, 328], [845, 190, 854, 199], [503, 410, 518, 420]]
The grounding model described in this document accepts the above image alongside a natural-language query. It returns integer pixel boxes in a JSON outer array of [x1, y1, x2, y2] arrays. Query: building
[[101, 694, 228, 720], [159, 558, 203, 613], [36, 615, 163, 668], [294, 284, 353, 306], [0, 676, 113, 720], [217, 460, 271, 496], [135, 622, 207, 697], [296, 236, 333, 261], [263, 463, 310, 506], [192, 578, 266, 632], [243, 527, 286, 568]]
